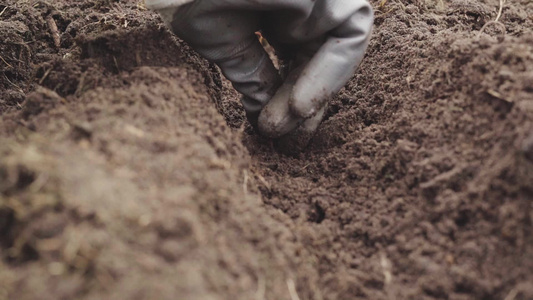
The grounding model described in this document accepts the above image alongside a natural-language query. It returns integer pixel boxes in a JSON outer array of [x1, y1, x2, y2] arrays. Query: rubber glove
[[147, 0, 373, 144]]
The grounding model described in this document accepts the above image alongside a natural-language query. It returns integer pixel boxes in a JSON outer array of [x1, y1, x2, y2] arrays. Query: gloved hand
[[147, 0, 373, 148]]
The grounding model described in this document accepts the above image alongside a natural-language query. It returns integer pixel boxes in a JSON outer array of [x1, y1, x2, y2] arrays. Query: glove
[[148, 0, 373, 145]]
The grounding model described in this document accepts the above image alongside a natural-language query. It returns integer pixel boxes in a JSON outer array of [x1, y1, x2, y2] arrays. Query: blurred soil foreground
[[0, 0, 532, 299]]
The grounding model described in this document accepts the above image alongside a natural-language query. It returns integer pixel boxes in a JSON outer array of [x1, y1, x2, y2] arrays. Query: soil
[[0, 0, 532, 299]]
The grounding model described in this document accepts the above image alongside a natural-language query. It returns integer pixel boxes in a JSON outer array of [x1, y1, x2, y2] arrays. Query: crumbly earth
[[0, 0, 532, 299]]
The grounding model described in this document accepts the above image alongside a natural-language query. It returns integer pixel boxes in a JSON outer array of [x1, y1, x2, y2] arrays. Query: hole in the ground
[[0, 208, 15, 243], [308, 202, 326, 224], [17, 244, 40, 263], [455, 210, 470, 227], [16, 167, 37, 191]]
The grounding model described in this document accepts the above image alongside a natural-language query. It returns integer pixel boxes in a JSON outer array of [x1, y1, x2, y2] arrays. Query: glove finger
[[161, 5, 282, 117], [257, 64, 306, 138], [289, 3, 374, 119], [216, 39, 281, 117]]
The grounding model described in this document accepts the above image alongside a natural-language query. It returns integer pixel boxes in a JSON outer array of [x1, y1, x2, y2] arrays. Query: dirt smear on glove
[[0, 0, 532, 299]]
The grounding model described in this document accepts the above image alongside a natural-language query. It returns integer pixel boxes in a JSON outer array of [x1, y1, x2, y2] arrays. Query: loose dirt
[[0, 0, 532, 299]]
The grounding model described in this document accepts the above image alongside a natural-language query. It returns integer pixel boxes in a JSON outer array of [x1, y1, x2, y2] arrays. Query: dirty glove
[[147, 0, 373, 144]]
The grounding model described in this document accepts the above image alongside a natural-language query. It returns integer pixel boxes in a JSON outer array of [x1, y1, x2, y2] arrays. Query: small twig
[[136, 2, 147, 11], [79, 20, 101, 31], [3, 74, 23, 93], [75, 72, 87, 96], [39, 67, 53, 85], [504, 287, 519, 300], [255, 173, 271, 191], [287, 279, 301, 300], [494, 0, 505, 22], [255, 274, 266, 300], [478, 0, 506, 37], [0, 6, 8, 17], [135, 50, 142, 66], [113, 56, 120, 72], [18, 43, 32, 67], [299, 164, 310, 171], [0, 55, 13, 68], [243, 170, 249, 196], [46, 15, 61, 48], [437, 0, 445, 10], [376, 7, 396, 18], [29, 174, 49, 193], [478, 21, 506, 37], [18, 47, 25, 67], [380, 253, 393, 285]]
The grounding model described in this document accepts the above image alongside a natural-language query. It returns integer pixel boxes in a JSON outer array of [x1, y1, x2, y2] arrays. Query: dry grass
[[0, 6, 8, 17], [0, 55, 13, 69]]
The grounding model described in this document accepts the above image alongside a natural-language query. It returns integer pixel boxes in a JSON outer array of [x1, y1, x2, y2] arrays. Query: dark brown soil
[[1, 0, 532, 299]]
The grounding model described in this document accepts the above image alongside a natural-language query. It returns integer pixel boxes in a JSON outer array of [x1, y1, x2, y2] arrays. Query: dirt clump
[[1, 0, 532, 299]]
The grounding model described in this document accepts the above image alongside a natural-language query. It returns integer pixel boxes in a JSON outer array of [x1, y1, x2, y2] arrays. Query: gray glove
[[150, 0, 373, 143]]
